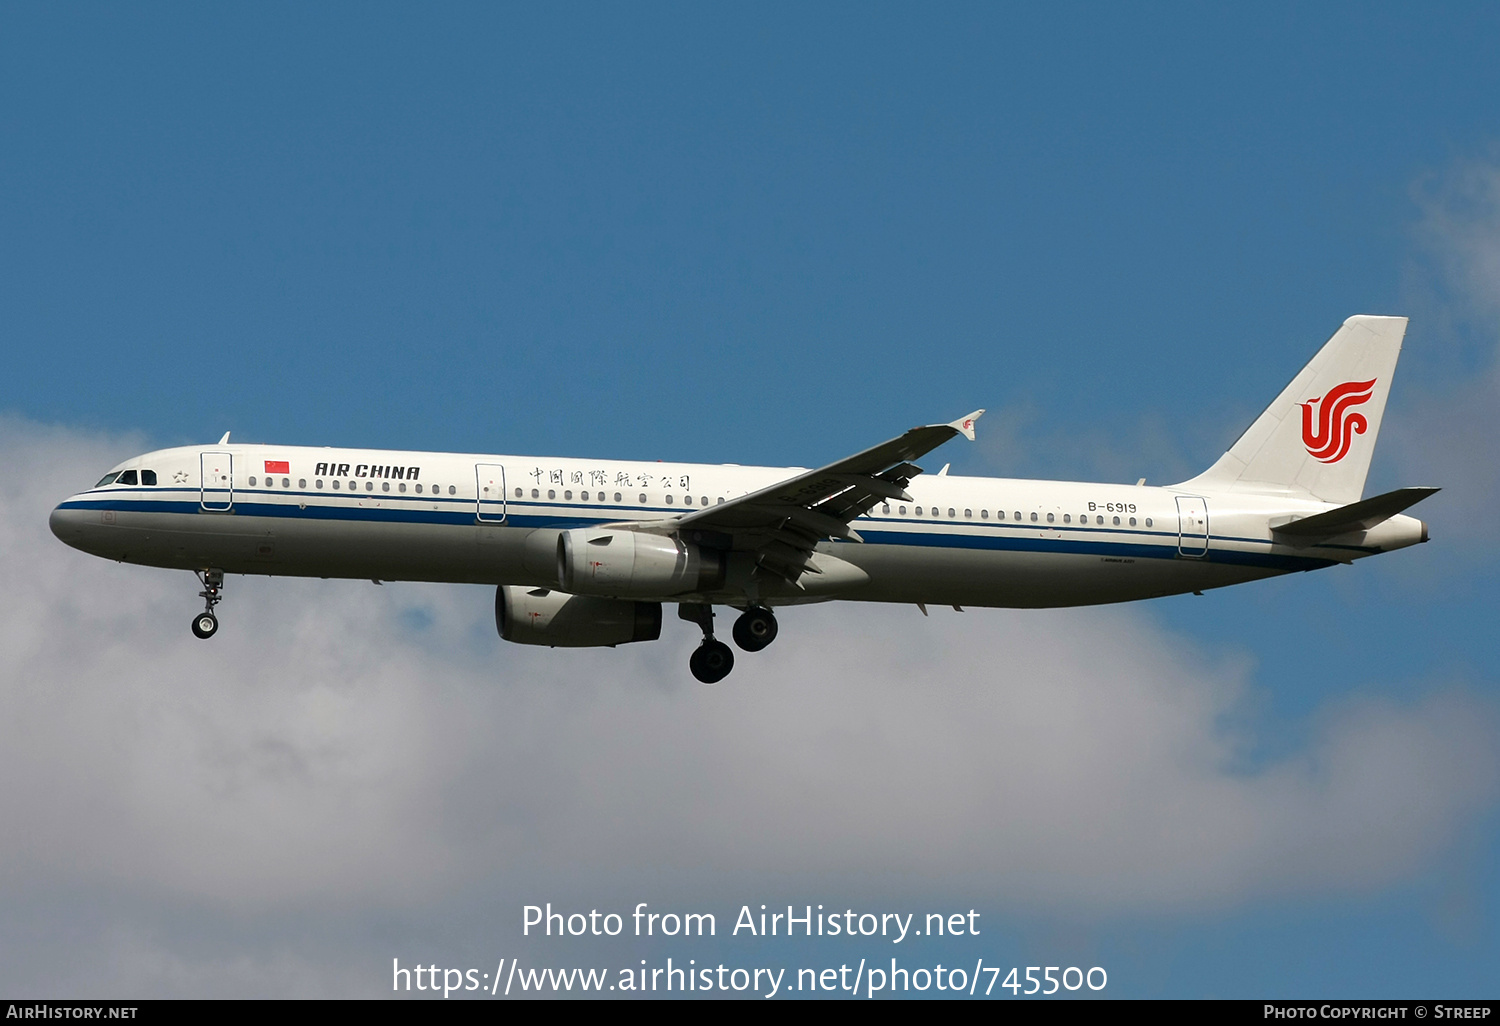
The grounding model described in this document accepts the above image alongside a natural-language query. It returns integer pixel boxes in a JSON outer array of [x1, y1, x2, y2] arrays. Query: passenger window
[[665, 495, 674, 505], [547, 489, 555, 500], [614, 492, 622, 502], [117, 470, 138, 485], [349, 481, 356, 490], [964, 509, 972, 519], [915, 506, 923, 516], [899, 506, 907, 515], [580, 491, 589, 501], [701, 497, 708, 506], [1028, 512, 1036, 522], [366, 481, 374, 491], [298, 478, 306, 488], [398, 482, 406, 493], [564, 490, 573, 500], [248, 476, 258, 486], [448, 486, 456, 495], [638, 493, 647, 504], [1113, 516, 1120, 525], [1063, 514, 1071, 523], [980, 509, 988, 519], [717, 497, 724, 504], [514, 487, 522, 498], [1145, 517, 1153, 527], [332, 480, 340, 490], [684, 495, 693, 505], [316, 479, 324, 489], [948, 508, 956, 518], [1046, 513, 1054, 523], [1129, 517, 1136, 526], [882, 504, 891, 514], [531, 488, 539, 498], [413, 484, 421, 494], [283, 477, 290, 488], [382, 481, 390, 492]]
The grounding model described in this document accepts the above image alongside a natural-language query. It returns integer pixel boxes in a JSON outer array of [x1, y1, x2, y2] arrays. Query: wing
[[619, 410, 983, 588]]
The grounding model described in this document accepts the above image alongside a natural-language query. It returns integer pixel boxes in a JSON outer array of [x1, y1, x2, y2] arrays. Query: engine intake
[[496, 586, 662, 648], [557, 528, 724, 598]]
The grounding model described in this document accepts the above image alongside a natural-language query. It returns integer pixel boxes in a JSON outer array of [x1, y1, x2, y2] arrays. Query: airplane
[[50, 315, 1436, 684]]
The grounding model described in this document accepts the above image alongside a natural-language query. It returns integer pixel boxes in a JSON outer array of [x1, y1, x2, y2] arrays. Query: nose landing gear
[[191, 569, 224, 639], [679, 603, 734, 684]]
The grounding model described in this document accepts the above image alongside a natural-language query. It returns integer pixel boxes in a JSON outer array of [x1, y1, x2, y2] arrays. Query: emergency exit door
[[475, 464, 507, 522], [200, 452, 233, 511], [1176, 495, 1208, 558]]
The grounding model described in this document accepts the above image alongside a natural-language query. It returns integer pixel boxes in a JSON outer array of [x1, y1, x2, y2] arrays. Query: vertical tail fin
[[1176, 315, 1407, 504]]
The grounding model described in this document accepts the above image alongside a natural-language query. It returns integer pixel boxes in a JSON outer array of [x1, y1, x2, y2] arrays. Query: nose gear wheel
[[192, 569, 225, 640]]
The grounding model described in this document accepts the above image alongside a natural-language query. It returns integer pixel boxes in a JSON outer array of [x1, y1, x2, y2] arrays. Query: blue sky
[[3, 3, 1499, 999]]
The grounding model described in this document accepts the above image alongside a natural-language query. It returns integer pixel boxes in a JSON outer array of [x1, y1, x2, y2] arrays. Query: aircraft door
[[1176, 495, 1208, 557], [476, 464, 507, 522], [200, 452, 233, 511]]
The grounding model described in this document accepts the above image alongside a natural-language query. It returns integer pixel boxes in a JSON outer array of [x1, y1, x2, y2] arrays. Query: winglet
[[218, 431, 231, 445], [948, 409, 984, 441]]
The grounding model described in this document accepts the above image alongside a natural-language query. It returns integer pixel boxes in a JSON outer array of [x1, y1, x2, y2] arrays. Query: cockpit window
[[141, 470, 157, 486], [95, 472, 120, 488], [116, 470, 138, 486]]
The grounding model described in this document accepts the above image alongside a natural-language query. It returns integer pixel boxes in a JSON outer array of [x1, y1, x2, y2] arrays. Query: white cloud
[[1414, 159, 1500, 322], [970, 401, 1202, 488], [1387, 158, 1500, 549], [1, 417, 1495, 994]]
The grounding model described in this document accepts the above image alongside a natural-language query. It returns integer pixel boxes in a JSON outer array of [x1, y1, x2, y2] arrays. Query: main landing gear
[[680, 603, 733, 684], [731, 606, 778, 652], [679, 604, 780, 683], [191, 569, 224, 639]]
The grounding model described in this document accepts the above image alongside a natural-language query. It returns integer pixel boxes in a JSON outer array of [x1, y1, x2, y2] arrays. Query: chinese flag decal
[[265, 460, 290, 474]]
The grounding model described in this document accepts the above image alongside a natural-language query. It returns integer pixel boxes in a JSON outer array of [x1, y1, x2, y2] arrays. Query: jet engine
[[557, 528, 724, 598], [496, 586, 662, 648]]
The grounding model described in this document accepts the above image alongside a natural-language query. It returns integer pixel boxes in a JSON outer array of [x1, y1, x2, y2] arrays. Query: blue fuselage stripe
[[59, 489, 1345, 572]]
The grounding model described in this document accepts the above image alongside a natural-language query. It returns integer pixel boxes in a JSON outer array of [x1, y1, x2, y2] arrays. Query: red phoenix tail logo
[[1299, 379, 1376, 463]]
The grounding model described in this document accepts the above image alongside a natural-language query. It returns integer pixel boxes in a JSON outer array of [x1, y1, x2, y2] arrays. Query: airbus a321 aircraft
[[51, 315, 1435, 683]]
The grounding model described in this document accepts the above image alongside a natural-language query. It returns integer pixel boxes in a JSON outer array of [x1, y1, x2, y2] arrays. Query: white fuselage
[[49, 442, 1427, 608]]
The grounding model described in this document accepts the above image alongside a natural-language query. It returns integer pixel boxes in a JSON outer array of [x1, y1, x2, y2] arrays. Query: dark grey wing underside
[[623, 412, 983, 586]]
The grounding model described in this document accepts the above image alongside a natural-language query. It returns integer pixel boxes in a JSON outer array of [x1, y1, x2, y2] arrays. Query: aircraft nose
[[49, 501, 92, 549]]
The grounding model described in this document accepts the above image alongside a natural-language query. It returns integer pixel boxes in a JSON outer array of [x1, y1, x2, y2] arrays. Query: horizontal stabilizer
[[1273, 487, 1439, 538]]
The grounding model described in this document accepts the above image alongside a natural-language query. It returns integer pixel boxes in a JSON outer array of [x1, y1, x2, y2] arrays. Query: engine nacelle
[[496, 586, 662, 648], [557, 528, 724, 598]]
